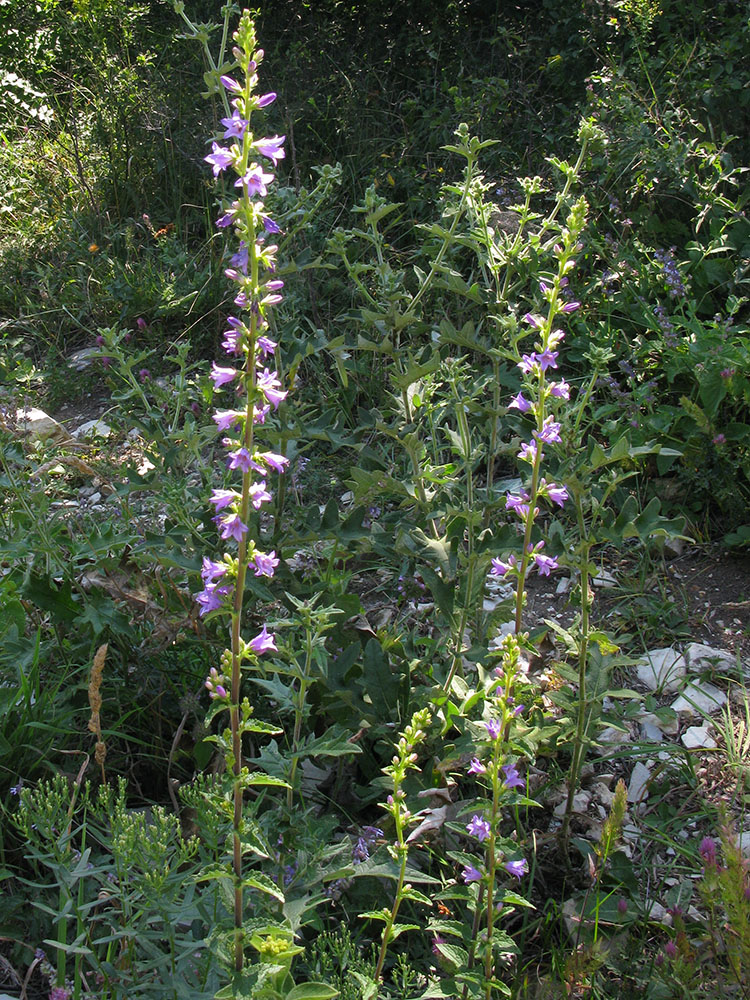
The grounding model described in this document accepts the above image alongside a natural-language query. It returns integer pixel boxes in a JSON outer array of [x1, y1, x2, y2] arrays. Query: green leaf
[[435, 941, 468, 968], [402, 886, 433, 906], [286, 985, 340, 1000], [243, 871, 285, 902]]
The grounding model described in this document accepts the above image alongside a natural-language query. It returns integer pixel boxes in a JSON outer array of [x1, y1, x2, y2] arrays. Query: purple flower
[[713, 433, 726, 445], [138, 368, 151, 381], [523, 312, 541, 329], [235, 164, 274, 198], [432, 933, 446, 955], [468, 757, 486, 775], [257, 334, 277, 357], [227, 448, 254, 473], [548, 379, 570, 399], [518, 353, 537, 374], [196, 584, 224, 616], [462, 864, 482, 883], [257, 450, 289, 473], [211, 363, 239, 388], [509, 391, 533, 413], [502, 763, 525, 790], [248, 624, 277, 654], [699, 836, 717, 867], [248, 482, 272, 508], [219, 74, 242, 93], [664, 941, 677, 960], [540, 480, 568, 507], [261, 216, 281, 235], [484, 718, 502, 741], [535, 416, 561, 444], [257, 91, 276, 107], [201, 556, 227, 583], [254, 134, 286, 164], [534, 553, 558, 576], [204, 142, 234, 177], [221, 112, 250, 139], [218, 513, 248, 542], [466, 814, 491, 842], [490, 555, 517, 577], [216, 207, 238, 228], [257, 368, 288, 408], [252, 550, 279, 577], [536, 349, 559, 371], [517, 440, 539, 464], [561, 300, 580, 313], [210, 488, 239, 511], [504, 858, 528, 879], [136, 317, 147, 330], [213, 409, 244, 432]]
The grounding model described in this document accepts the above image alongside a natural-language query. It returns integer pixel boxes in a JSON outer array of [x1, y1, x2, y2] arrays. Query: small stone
[[670, 681, 727, 718], [627, 762, 651, 804], [555, 577, 571, 594], [67, 347, 99, 371], [641, 721, 664, 743], [592, 567, 617, 588], [553, 790, 591, 818], [635, 647, 687, 693], [734, 831, 750, 857], [73, 419, 112, 440], [684, 642, 736, 675], [16, 407, 71, 443], [87, 491, 102, 505], [646, 901, 672, 926], [663, 537, 685, 559], [639, 711, 679, 736], [680, 726, 716, 750], [591, 782, 616, 807], [595, 726, 630, 751]]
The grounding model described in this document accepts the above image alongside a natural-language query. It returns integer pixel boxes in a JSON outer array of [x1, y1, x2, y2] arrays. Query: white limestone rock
[[627, 761, 652, 805], [684, 642, 736, 675], [635, 647, 687, 693], [16, 407, 71, 444], [681, 725, 717, 750], [73, 419, 112, 440], [670, 681, 727, 718]]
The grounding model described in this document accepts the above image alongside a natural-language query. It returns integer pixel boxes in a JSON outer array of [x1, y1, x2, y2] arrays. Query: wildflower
[[468, 757, 487, 775], [502, 763, 525, 790], [535, 416, 562, 444], [462, 864, 482, 883], [256, 368, 288, 408], [217, 513, 249, 542], [221, 111, 250, 139], [248, 625, 277, 655], [490, 555, 517, 577], [504, 858, 528, 879], [484, 718, 502, 741], [213, 409, 244, 431], [617, 897, 628, 914], [540, 480, 568, 507], [536, 348, 559, 371], [509, 391, 533, 413], [219, 74, 242, 93], [248, 481, 273, 509], [252, 551, 279, 577], [138, 368, 151, 381], [257, 451, 289, 474], [466, 814, 491, 842], [201, 556, 227, 583], [720, 368, 735, 379], [257, 334, 277, 356], [205, 142, 234, 177], [699, 836, 717, 868], [210, 488, 240, 511], [196, 585, 226, 616], [136, 317, 147, 330], [432, 933, 446, 955], [227, 448, 253, 473], [664, 941, 677, 960], [534, 552, 558, 576], [560, 300, 580, 313], [211, 363, 238, 388], [257, 91, 276, 107], [517, 440, 539, 464], [88, 243, 99, 253], [548, 379, 570, 399], [712, 433, 726, 445], [254, 135, 286, 164], [235, 163, 274, 198]]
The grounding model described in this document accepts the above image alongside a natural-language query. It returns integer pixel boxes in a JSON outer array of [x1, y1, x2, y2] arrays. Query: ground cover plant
[[1, 1, 750, 998]]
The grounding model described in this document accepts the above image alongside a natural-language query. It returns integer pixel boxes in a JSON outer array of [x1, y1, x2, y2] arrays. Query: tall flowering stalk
[[488, 197, 588, 634], [194, 13, 289, 975]]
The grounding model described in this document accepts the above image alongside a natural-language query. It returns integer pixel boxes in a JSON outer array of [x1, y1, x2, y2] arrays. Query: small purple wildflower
[[462, 864, 482, 883], [466, 814, 492, 842], [504, 858, 528, 879], [484, 718, 502, 741], [534, 553, 558, 576], [248, 625, 277, 655], [468, 757, 487, 775], [509, 391, 533, 413], [205, 142, 234, 177], [218, 513, 249, 542], [502, 763, 525, 790], [490, 554, 517, 577], [211, 363, 239, 388]]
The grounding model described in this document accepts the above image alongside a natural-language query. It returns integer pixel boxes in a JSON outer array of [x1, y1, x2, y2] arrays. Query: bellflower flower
[[211, 363, 239, 388], [502, 763, 525, 790], [466, 815, 492, 842], [504, 858, 528, 879], [205, 142, 234, 176], [484, 718, 502, 741], [248, 624, 277, 654], [254, 135, 286, 164], [509, 391, 533, 413], [468, 757, 487, 775], [462, 864, 483, 883]]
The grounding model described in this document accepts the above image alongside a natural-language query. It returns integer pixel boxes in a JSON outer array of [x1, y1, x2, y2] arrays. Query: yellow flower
[[88, 243, 99, 253]]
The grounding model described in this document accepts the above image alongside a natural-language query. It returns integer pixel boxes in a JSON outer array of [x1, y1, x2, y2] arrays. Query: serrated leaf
[[243, 871, 285, 902], [402, 886, 433, 906], [435, 941, 468, 967]]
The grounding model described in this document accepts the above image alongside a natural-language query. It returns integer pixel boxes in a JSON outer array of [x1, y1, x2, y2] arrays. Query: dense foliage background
[[0, 1, 749, 997]]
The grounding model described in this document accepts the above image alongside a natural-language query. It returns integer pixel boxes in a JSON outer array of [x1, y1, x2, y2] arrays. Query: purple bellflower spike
[[248, 624, 277, 654], [201, 557, 227, 584], [462, 864, 482, 883], [220, 74, 242, 93], [248, 482, 273, 508], [543, 481, 568, 507], [504, 858, 528, 879], [468, 757, 487, 775], [196, 585, 224, 616], [518, 440, 539, 464], [518, 353, 537, 374], [466, 815, 492, 842], [257, 334, 277, 357], [561, 300, 581, 313], [257, 451, 289, 473], [261, 215, 281, 234], [536, 348, 559, 371], [227, 448, 253, 473]]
